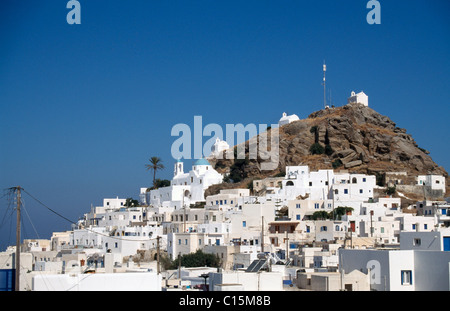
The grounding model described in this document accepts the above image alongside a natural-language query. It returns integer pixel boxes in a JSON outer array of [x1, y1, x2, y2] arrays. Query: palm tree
[[145, 157, 165, 186]]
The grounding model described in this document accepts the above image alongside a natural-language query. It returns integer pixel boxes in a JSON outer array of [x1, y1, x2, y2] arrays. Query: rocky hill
[[207, 103, 449, 198]]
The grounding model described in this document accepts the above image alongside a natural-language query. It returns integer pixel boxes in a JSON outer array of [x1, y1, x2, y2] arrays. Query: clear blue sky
[[0, 0, 449, 249]]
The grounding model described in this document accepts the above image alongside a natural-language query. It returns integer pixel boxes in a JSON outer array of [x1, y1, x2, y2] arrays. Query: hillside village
[[2, 92, 450, 291]]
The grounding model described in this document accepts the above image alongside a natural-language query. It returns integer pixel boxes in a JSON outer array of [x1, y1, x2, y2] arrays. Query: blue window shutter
[[410, 272, 412, 285], [401, 271, 404, 285]]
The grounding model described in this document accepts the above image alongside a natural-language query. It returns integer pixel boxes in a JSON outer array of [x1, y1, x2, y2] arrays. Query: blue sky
[[0, 0, 449, 249]]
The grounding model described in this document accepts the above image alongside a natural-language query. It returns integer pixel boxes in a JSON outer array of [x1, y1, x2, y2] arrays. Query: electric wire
[[21, 188, 162, 243]]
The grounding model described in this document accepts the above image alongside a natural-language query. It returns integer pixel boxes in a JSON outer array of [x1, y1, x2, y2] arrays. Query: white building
[[278, 112, 300, 127], [149, 159, 223, 209], [209, 270, 283, 291], [347, 91, 368, 107], [416, 175, 446, 191], [399, 228, 450, 251], [210, 137, 230, 158], [339, 248, 450, 291], [32, 272, 162, 291]]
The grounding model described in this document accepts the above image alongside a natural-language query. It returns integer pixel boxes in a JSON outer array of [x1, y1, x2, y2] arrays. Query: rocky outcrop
[[209, 103, 449, 196]]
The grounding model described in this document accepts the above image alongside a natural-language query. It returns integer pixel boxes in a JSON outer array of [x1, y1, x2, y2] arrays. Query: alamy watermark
[[67, 0, 81, 25], [171, 116, 280, 171], [367, 0, 381, 25], [367, 259, 381, 285]]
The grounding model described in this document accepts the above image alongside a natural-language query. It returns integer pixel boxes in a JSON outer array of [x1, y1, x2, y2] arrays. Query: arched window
[[352, 177, 357, 184], [286, 181, 294, 186]]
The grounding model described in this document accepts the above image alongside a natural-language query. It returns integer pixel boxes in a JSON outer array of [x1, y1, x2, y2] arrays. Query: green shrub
[[310, 143, 325, 155]]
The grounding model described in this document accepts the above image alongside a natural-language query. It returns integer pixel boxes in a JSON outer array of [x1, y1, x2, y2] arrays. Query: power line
[[21, 188, 75, 225]]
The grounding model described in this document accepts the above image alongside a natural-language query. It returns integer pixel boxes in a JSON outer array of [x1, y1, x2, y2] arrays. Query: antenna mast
[[12, 186, 21, 291], [322, 61, 327, 109]]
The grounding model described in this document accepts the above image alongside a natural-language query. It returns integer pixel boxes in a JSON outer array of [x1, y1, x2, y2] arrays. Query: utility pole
[[14, 186, 21, 291], [370, 210, 374, 238], [285, 231, 289, 263], [178, 252, 181, 280], [156, 236, 161, 274], [183, 194, 186, 233], [261, 216, 264, 253]]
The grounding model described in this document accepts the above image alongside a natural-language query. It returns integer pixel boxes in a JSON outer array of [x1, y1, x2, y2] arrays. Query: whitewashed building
[[278, 112, 300, 126], [347, 91, 369, 107], [148, 159, 223, 209]]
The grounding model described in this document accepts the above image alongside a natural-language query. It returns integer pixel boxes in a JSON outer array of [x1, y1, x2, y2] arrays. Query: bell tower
[[174, 159, 184, 177]]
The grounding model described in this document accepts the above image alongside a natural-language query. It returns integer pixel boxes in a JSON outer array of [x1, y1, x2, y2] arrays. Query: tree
[[145, 157, 165, 186], [149, 179, 171, 190], [332, 206, 354, 220], [310, 126, 319, 144], [312, 211, 329, 220], [386, 185, 396, 195], [124, 198, 139, 208], [332, 159, 342, 169], [324, 129, 333, 156], [310, 143, 325, 155], [170, 250, 221, 269]]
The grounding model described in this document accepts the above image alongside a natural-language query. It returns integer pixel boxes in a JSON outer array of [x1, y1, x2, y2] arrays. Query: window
[[243, 221, 247, 228], [413, 238, 421, 246], [185, 239, 188, 245], [344, 189, 348, 194], [335, 189, 339, 194], [314, 203, 320, 209], [442, 209, 447, 215], [401, 270, 412, 285], [320, 226, 327, 232], [195, 215, 198, 221], [359, 189, 363, 194], [424, 224, 428, 230], [412, 224, 416, 230], [381, 227, 384, 233], [296, 215, 301, 220], [220, 200, 223, 205], [363, 178, 366, 182], [309, 182, 312, 186], [178, 239, 181, 245], [115, 242, 118, 248], [296, 203, 301, 209], [216, 200, 219, 205], [199, 239, 202, 245]]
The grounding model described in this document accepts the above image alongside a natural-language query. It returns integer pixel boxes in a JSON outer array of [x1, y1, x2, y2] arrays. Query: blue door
[[444, 237, 450, 251], [0, 269, 15, 291]]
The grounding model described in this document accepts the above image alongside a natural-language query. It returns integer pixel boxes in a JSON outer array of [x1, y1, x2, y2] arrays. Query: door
[[443, 237, 450, 251], [350, 221, 356, 232]]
